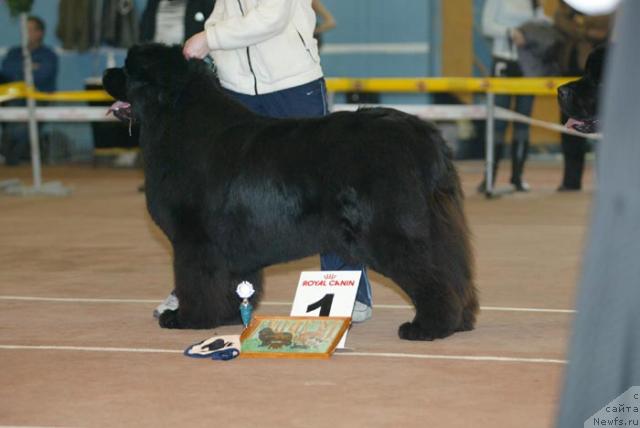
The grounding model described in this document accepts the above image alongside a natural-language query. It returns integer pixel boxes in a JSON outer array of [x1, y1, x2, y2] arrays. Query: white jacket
[[204, 0, 323, 95], [482, 0, 547, 61]]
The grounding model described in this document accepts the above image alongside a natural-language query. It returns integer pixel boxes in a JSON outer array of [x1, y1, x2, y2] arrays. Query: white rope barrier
[[0, 104, 599, 137], [495, 107, 601, 139], [0, 106, 116, 122]]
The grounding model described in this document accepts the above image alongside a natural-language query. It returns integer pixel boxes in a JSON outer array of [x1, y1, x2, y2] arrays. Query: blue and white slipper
[[184, 335, 240, 361]]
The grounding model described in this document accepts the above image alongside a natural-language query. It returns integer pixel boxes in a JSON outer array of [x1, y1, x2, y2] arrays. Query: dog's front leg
[[159, 242, 228, 329]]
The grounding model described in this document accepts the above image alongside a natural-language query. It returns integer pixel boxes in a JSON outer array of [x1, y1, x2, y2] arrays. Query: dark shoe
[[477, 165, 500, 194], [511, 179, 530, 192]]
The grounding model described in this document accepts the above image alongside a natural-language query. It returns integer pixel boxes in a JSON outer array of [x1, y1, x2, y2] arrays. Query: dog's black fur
[[557, 45, 607, 134], [103, 44, 478, 340]]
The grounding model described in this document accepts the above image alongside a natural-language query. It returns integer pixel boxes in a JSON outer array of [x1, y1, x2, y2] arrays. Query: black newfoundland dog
[[557, 45, 607, 134], [103, 44, 478, 341]]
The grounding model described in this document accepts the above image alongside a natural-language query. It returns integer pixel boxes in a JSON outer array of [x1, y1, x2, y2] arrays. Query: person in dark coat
[[554, 1, 612, 191], [0, 16, 58, 166]]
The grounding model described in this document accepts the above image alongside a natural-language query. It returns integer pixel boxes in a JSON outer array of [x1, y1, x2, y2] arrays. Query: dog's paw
[[158, 309, 181, 329], [398, 321, 454, 341]]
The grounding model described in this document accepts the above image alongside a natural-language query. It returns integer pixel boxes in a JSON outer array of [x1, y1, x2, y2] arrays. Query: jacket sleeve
[[482, 0, 511, 39], [205, 0, 296, 50]]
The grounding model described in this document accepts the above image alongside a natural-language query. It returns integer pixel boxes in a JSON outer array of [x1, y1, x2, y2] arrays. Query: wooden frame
[[240, 315, 351, 359]]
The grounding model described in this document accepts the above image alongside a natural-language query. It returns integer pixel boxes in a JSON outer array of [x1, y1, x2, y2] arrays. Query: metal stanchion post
[[20, 13, 42, 189], [484, 92, 495, 198]]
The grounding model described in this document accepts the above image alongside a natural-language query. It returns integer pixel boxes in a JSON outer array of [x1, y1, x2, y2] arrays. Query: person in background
[[0, 16, 58, 166], [152, 0, 374, 324], [140, 0, 216, 45], [554, 1, 611, 192], [480, 0, 547, 192]]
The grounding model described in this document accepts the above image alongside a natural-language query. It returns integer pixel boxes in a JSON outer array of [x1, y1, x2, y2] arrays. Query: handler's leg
[[320, 253, 372, 322], [510, 94, 534, 192], [478, 93, 509, 192], [260, 79, 374, 323]]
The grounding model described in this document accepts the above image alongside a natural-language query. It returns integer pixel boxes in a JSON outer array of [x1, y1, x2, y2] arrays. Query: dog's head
[[557, 45, 607, 134], [103, 44, 190, 122]]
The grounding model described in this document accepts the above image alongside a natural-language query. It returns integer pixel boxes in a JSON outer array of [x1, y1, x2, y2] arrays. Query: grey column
[[557, 1, 640, 426]]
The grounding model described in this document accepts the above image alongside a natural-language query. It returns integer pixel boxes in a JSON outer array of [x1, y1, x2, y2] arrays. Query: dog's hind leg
[[394, 241, 477, 341], [369, 200, 477, 340], [400, 198, 477, 340], [371, 240, 466, 340]]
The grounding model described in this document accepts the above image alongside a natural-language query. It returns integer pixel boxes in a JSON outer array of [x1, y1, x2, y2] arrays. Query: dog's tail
[[411, 116, 478, 329]]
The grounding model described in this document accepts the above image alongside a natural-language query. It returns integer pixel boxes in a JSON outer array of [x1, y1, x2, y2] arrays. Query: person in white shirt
[[140, 0, 216, 45]]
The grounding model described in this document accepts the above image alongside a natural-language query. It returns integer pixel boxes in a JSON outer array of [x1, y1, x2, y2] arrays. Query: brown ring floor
[[0, 161, 592, 427]]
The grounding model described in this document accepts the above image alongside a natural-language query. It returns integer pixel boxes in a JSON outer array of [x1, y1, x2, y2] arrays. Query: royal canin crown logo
[[323, 273, 337, 279]]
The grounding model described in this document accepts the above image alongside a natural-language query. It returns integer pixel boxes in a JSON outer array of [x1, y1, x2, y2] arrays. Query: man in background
[[0, 16, 58, 166]]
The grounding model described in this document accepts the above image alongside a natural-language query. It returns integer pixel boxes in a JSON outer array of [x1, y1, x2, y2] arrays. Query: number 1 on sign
[[291, 271, 361, 349], [306, 293, 334, 316]]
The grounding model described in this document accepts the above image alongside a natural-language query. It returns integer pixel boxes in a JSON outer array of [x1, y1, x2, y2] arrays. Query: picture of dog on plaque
[[240, 316, 351, 359]]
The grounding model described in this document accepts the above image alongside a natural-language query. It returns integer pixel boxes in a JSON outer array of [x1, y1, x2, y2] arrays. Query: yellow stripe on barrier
[[0, 76, 579, 102], [32, 89, 113, 102], [0, 82, 113, 102], [325, 77, 578, 95]]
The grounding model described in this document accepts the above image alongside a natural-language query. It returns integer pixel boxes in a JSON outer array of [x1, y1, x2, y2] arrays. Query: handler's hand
[[183, 32, 210, 59]]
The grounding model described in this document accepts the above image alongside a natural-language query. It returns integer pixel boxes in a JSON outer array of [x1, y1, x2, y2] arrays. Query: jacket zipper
[[236, 0, 259, 95], [296, 30, 317, 62]]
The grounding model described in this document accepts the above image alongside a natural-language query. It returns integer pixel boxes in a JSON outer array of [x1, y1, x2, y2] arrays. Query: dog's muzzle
[[565, 117, 599, 134], [107, 100, 133, 122], [107, 100, 134, 135]]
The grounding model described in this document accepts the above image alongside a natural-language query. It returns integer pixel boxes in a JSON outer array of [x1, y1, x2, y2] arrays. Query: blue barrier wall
[[472, 0, 493, 77]]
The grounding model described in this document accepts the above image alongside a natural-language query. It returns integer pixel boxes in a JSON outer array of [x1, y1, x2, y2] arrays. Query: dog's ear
[[125, 44, 189, 93], [102, 68, 128, 101]]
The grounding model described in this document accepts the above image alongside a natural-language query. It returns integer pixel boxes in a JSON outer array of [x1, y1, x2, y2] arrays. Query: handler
[[154, 0, 373, 322]]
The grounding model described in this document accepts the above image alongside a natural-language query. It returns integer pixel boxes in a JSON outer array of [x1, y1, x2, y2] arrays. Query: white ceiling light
[[563, 0, 620, 15]]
